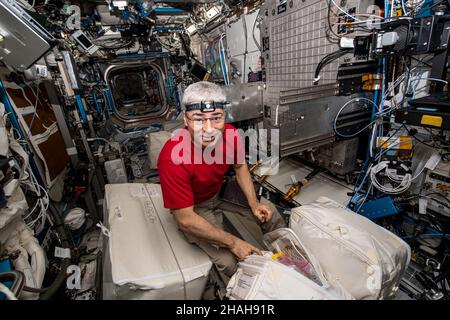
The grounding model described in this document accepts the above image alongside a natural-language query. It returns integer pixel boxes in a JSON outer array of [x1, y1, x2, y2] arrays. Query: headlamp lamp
[[184, 101, 227, 113]]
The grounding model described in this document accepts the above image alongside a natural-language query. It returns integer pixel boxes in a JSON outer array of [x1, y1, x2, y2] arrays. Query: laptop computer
[[0, 0, 55, 70]]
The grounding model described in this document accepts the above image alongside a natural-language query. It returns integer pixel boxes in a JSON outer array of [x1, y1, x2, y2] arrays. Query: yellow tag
[[398, 136, 413, 150], [362, 74, 382, 81], [377, 136, 412, 150], [421, 115, 443, 127], [271, 252, 282, 260]]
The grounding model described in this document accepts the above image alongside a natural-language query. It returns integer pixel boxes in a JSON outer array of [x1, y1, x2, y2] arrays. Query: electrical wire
[[219, 34, 230, 85], [367, 126, 434, 196], [20, 162, 49, 231], [93, 37, 135, 50], [408, 76, 449, 98], [333, 97, 379, 138], [401, 0, 408, 15], [370, 160, 412, 195], [327, 0, 407, 38], [407, 55, 433, 68], [326, 1, 342, 42], [242, 12, 248, 83], [327, 1, 376, 39], [403, 124, 442, 150], [400, 194, 450, 211], [314, 48, 352, 84], [410, 77, 448, 86], [24, 82, 41, 139], [329, 0, 363, 22], [367, 133, 433, 196], [415, 0, 445, 15], [425, 192, 450, 205], [424, 127, 450, 146], [354, 135, 406, 209]]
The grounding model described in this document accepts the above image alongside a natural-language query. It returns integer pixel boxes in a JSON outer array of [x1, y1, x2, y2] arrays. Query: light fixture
[[112, 0, 128, 10]]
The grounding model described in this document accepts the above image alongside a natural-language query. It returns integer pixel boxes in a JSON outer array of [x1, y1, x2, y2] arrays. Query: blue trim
[[75, 95, 88, 126], [153, 26, 185, 32], [136, 0, 151, 17], [220, 45, 229, 86], [152, 7, 191, 14], [104, 88, 114, 112], [165, 69, 174, 105], [0, 80, 45, 186], [348, 1, 391, 211], [0, 80, 24, 139], [0, 259, 13, 300], [416, 0, 435, 17], [120, 10, 132, 21], [92, 92, 101, 113]]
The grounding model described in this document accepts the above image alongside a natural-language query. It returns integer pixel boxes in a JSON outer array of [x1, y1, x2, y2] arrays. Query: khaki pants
[[181, 192, 287, 285]]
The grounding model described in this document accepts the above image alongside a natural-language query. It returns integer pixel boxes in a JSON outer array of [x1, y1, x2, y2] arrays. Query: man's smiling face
[[184, 108, 226, 148]]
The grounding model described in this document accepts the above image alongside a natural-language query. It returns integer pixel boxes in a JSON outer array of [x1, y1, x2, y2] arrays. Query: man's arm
[[234, 163, 272, 223], [172, 206, 261, 260]]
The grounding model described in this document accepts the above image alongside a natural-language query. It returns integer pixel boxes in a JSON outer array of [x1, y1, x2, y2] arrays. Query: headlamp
[[184, 101, 227, 113]]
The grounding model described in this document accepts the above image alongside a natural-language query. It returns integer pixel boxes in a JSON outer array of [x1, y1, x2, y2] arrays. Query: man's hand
[[233, 163, 273, 224], [229, 237, 262, 261], [250, 201, 272, 224]]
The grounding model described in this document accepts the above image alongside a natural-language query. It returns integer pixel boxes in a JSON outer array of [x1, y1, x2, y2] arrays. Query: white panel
[[226, 10, 260, 57], [226, 10, 261, 83], [264, 159, 352, 206]]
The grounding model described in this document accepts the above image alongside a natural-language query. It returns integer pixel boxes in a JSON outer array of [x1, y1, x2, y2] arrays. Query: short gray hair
[[181, 81, 226, 110]]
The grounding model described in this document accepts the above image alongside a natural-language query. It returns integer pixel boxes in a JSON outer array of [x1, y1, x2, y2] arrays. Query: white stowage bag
[[103, 183, 212, 300], [0, 216, 46, 300], [147, 131, 172, 169], [226, 254, 340, 300], [289, 196, 411, 300]]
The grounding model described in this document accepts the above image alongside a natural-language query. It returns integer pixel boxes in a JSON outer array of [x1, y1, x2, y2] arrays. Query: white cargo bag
[[227, 228, 351, 300], [102, 183, 212, 300], [147, 131, 172, 169], [226, 254, 340, 300], [289, 197, 411, 300]]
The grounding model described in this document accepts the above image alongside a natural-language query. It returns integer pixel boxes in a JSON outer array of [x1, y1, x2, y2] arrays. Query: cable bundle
[[370, 161, 412, 194], [21, 164, 49, 232], [314, 48, 352, 84]]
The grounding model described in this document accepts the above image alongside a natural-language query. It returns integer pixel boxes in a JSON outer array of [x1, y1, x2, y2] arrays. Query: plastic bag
[[263, 228, 322, 285]]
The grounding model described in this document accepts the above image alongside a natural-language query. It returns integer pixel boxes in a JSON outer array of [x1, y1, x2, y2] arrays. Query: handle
[[0, 271, 25, 299]]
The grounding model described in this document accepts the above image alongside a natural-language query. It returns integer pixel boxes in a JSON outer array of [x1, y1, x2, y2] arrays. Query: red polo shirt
[[158, 124, 245, 209]]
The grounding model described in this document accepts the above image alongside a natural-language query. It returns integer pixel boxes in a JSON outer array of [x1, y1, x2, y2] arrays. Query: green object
[[63, 2, 71, 15]]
